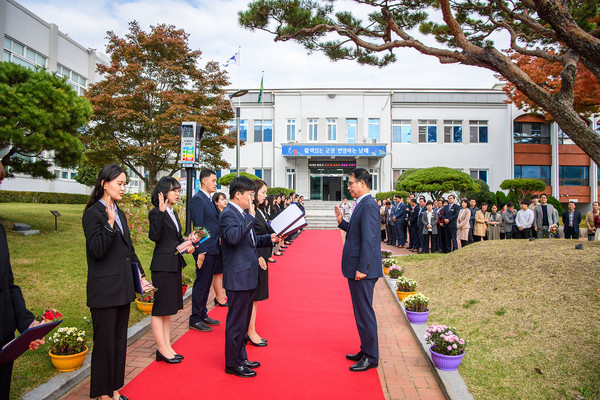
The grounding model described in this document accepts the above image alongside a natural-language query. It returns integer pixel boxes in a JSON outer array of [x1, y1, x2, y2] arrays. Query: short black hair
[[151, 176, 181, 207], [229, 176, 256, 198], [350, 168, 371, 189], [409, 198, 417, 205], [460, 199, 468, 207], [530, 194, 539, 199], [568, 201, 576, 205], [521, 199, 530, 205], [448, 194, 455, 200], [426, 200, 434, 206], [200, 169, 216, 183], [540, 193, 548, 198], [507, 201, 514, 208], [438, 197, 445, 202], [385, 201, 391, 205], [212, 192, 226, 203]]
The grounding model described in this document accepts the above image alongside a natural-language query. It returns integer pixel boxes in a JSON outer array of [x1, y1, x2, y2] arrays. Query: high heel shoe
[[174, 353, 184, 360], [214, 298, 228, 307], [245, 335, 267, 347], [156, 350, 181, 363]]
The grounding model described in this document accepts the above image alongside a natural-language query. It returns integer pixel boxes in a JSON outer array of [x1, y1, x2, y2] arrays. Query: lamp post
[[228, 89, 248, 177]]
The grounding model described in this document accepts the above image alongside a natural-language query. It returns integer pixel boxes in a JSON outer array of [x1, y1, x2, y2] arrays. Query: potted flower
[[136, 288, 157, 314], [381, 250, 392, 258], [182, 275, 193, 296], [424, 325, 468, 371], [396, 277, 417, 301], [403, 292, 430, 324], [388, 265, 404, 279], [48, 327, 88, 372], [382, 258, 396, 275], [36, 308, 63, 323]]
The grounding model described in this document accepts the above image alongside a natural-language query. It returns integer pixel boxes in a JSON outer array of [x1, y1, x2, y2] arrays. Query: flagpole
[[261, 71, 264, 173]]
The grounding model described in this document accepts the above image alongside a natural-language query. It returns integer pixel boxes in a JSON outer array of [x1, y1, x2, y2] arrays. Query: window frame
[[326, 118, 337, 142], [346, 118, 357, 143], [368, 118, 380, 142], [286, 118, 296, 142], [308, 118, 319, 142], [392, 120, 412, 143], [443, 120, 463, 143], [418, 120, 437, 143]]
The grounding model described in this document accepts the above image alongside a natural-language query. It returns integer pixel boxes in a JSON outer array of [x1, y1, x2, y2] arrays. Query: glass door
[[310, 175, 322, 200]]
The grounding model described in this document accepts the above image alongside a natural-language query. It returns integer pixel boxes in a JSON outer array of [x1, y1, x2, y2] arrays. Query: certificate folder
[[269, 204, 304, 235], [132, 262, 143, 294], [281, 217, 307, 237], [0, 320, 62, 365]]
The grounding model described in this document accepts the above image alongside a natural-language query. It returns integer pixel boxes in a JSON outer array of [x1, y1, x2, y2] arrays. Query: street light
[[229, 89, 248, 177]]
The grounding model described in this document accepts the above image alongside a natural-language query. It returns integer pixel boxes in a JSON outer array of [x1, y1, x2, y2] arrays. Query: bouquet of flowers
[[49, 327, 86, 355], [424, 325, 467, 356], [396, 277, 417, 292], [136, 288, 158, 303], [174, 226, 210, 255], [404, 292, 429, 312], [388, 265, 405, 279], [549, 224, 559, 235], [36, 308, 63, 323]]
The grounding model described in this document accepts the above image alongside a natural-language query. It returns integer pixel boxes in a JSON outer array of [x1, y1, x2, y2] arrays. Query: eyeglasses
[[347, 180, 358, 186], [170, 189, 182, 194]]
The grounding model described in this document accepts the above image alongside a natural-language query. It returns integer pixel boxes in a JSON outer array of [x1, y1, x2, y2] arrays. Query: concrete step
[[14, 223, 31, 231]]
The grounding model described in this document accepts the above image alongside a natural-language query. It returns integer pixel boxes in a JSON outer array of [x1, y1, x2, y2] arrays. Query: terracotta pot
[[49, 346, 88, 372], [396, 290, 417, 302], [383, 267, 390, 275], [182, 285, 188, 296], [135, 299, 153, 315]]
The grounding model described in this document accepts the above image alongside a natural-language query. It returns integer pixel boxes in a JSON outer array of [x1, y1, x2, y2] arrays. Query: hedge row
[[375, 191, 409, 201], [0, 191, 89, 204], [267, 187, 295, 196]]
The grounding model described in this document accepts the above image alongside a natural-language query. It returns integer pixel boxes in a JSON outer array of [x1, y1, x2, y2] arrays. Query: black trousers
[[225, 288, 256, 367], [0, 334, 15, 400], [422, 232, 436, 253], [519, 227, 531, 239], [386, 222, 396, 244], [348, 278, 379, 364], [437, 226, 446, 252], [564, 226, 579, 239], [445, 227, 458, 252], [190, 253, 218, 324], [90, 304, 130, 398]]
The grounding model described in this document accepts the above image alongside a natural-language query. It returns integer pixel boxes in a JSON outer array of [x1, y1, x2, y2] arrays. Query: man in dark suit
[[407, 198, 419, 251], [334, 168, 383, 372], [443, 194, 460, 252], [385, 201, 396, 245], [393, 195, 407, 247], [189, 169, 222, 332], [416, 196, 426, 253], [219, 176, 277, 377], [562, 201, 582, 239]]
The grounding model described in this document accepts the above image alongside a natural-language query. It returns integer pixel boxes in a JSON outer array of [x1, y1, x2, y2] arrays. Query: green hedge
[[218, 172, 260, 186], [267, 187, 295, 196], [375, 191, 409, 201], [0, 190, 88, 204]]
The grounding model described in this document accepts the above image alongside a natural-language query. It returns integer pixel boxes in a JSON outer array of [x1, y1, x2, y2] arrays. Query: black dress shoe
[[214, 298, 228, 307], [350, 356, 378, 372], [268, 259, 277, 263], [225, 365, 257, 377], [174, 353, 184, 359], [280, 246, 288, 249], [156, 350, 181, 364], [202, 316, 220, 326], [243, 360, 261, 369], [346, 352, 363, 362], [246, 335, 267, 347], [189, 321, 212, 332], [261, 338, 267, 343], [118, 396, 129, 400]]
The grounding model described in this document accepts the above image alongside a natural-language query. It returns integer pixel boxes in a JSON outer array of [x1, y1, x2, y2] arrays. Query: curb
[[382, 275, 474, 400], [23, 289, 194, 400]]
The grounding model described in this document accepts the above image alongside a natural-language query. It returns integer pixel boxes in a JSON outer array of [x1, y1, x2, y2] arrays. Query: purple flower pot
[[405, 309, 430, 324], [429, 346, 464, 371]]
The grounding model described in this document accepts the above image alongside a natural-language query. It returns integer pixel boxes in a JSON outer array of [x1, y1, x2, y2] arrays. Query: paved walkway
[[60, 235, 444, 400]]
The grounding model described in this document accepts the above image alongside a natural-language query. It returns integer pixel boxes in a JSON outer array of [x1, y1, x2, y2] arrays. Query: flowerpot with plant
[[48, 327, 88, 372], [381, 250, 392, 258], [136, 288, 157, 314], [182, 275, 193, 296], [396, 277, 417, 301], [403, 292, 430, 324], [382, 258, 396, 275], [424, 325, 468, 371], [388, 265, 404, 279]]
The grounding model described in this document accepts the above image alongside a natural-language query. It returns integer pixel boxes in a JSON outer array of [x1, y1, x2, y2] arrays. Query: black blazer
[[190, 190, 220, 256], [148, 208, 187, 272], [0, 224, 34, 344], [82, 201, 144, 309], [254, 208, 274, 260], [562, 210, 581, 233]]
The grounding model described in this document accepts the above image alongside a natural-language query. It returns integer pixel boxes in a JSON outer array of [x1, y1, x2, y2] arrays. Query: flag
[[258, 75, 263, 104], [223, 52, 238, 67]]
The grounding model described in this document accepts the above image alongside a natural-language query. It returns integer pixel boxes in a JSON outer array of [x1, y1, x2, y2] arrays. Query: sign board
[[309, 161, 356, 168], [282, 145, 386, 157], [179, 122, 205, 167]]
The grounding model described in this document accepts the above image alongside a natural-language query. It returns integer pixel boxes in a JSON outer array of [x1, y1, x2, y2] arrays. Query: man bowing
[[334, 168, 383, 372]]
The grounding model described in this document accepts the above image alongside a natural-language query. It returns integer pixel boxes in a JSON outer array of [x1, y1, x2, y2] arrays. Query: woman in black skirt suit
[[246, 180, 276, 346], [211, 192, 228, 307], [82, 164, 145, 400], [148, 177, 196, 364]]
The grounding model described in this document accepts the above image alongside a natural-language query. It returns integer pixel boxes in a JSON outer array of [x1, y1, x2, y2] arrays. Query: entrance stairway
[[302, 200, 340, 230]]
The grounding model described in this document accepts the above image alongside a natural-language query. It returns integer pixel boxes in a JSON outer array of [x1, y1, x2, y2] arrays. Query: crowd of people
[[374, 193, 600, 254]]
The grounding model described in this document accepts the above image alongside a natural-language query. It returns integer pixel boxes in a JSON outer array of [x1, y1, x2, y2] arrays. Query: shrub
[[375, 191, 409, 201], [396, 277, 417, 292], [267, 186, 295, 196], [381, 250, 392, 258], [404, 292, 429, 312], [0, 190, 88, 204], [218, 172, 260, 186], [547, 195, 564, 215]]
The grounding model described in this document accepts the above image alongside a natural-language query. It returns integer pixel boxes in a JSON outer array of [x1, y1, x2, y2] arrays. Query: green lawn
[[396, 239, 600, 400], [0, 203, 196, 399]]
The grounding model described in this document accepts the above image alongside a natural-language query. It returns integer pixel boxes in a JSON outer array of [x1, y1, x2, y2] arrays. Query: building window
[[216, 169, 222, 189], [327, 118, 337, 142], [418, 120, 437, 143], [286, 168, 296, 191], [558, 127, 575, 145], [253, 120, 273, 143], [470, 169, 488, 183], [346, 118, 357, 143], [286, 119, 296, 142], [308, 118, 318, 141], [392, 120, 411, 143], [469, 120, 488, 143], [444, 120, 463, 143], [368, 118, 379, 142], [514, 165, 551, 186], [559, 166, 589, 186], [254, 169, 272, 186], [3, 36, 47, 70], [369, 168, 379, 191], [56, 64, 87, 95], [514, 122, 550, 144], [229, 119, 248, 142]]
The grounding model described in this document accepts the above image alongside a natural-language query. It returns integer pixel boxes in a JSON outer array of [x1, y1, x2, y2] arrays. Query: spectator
[[516, 200, 535, 238], [473, 203, 488, 241], [385, 201, 396, 245], [502, 202, 517, 239], [534, 193, 558, 238], [585, 202, 600, 241], [416, 197, 426, 253], [420, 200, 438, 254], [562, 201, 581, 239], [393, 195, 407, 248], [443, 194, 460, 252], [407, 198, 419, 251], [457, 199, 471, 248], [468, 199, 478, 244], [498, 203, 507, 239], [487, 204, 502, 240], [378, 199, 387, 242], [340, 198, 352, 222]]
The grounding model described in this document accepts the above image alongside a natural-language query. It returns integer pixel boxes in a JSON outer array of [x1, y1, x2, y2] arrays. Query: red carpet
[[122, 230, 385, 399]]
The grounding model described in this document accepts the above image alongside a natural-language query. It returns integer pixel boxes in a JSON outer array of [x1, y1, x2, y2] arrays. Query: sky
[[19, 0, 501, 90]]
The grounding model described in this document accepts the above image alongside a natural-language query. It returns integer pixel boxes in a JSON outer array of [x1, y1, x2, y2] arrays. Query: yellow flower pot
[[136, 300, 153, 315], [383, 267, 390, 275], [49, 346, 88, 372], [396, 290, 417, 302]]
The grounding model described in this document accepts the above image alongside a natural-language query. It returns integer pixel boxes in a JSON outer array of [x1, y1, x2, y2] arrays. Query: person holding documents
[[334, 168, 382, 372], [0, 162, 44, 399], [219, 176, 278, 378], [82, 164, 145, 400]]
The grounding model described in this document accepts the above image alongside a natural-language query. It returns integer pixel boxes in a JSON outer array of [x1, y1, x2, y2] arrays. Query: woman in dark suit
[[149, 177, 195, 364], [82, 164, 144, 400], [247, 180, 276, 347], [0, 162, 44, 399], [211, 192, 228, 307]]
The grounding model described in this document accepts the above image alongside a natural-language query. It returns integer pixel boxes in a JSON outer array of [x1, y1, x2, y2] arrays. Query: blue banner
[[282, 145, 386, 157]]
